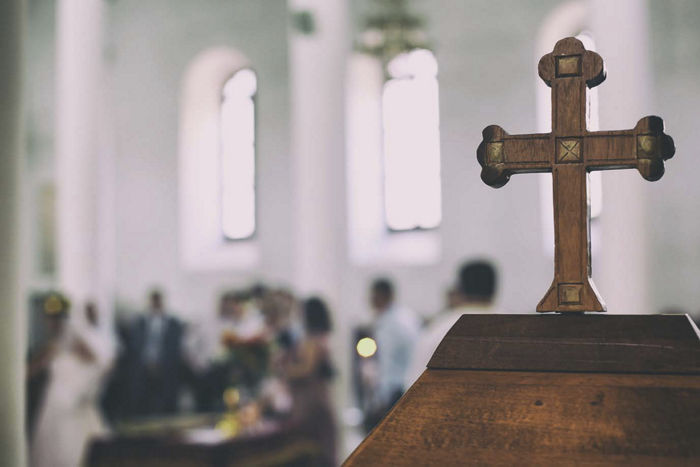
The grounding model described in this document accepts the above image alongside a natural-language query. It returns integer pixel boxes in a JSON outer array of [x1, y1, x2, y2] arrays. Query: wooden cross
[[477, 37, 675, 313]]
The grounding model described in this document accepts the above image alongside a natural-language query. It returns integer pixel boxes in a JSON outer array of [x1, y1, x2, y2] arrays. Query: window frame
[[380, 49, 442, 234], [219, 67, 259, 242]]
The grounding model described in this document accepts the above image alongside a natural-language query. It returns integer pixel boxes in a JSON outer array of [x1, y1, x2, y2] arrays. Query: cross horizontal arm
[[477, 125, 552, 188], [585, 116, 675, 181]]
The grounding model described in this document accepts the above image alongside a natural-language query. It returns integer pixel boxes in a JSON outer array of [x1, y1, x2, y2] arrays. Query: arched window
[[220, 68, 257, 240], [382, 49, 442, 231], [179, 48, 259, 271]]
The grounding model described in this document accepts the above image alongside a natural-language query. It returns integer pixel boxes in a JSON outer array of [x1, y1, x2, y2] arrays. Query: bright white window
[[179, 48, 259, 271], [382, 49, 442, 231], [220, 69, 257, 240]]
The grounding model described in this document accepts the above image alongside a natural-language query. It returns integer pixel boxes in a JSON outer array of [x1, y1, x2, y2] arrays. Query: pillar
[[288, 1, 350, 459], [0, 0, 27, 464], [55, 0, 104, 305], [288, 0, 349, 304]]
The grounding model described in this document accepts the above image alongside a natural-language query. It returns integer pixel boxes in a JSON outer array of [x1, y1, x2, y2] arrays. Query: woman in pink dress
[[285, 297, 337, 466]]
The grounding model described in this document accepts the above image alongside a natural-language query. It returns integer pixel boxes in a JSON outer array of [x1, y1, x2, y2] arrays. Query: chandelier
[[355, 0, 431, 65]]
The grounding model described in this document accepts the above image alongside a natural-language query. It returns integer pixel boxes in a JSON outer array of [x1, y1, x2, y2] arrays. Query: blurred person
[[248, 282, 269, 313], [365, 278, 419, 431], [206, 291, 266, 360], [258, 289, 304, 419], [261, 288, 302, 348], [218, 291, 270, 401], [30, 297, 116, 467], [220, 290, 266, 345], [406, 260, 498, 387], [26, 293, 69, 438], [189, 290, 268, 411], [99, 310, 133, 424], [124, 289, 186, 416], [284, 297, 336, 466]]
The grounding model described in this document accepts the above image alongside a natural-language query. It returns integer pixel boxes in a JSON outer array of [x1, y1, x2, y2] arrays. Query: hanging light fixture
[[355, 0, 431, 67]]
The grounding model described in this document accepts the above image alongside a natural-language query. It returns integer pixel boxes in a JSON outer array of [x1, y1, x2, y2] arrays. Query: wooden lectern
[[344, 38, 700, 465]]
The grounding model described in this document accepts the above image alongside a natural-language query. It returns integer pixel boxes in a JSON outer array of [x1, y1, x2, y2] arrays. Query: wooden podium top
[[429, 314, 700, 374], [344, 314, 700, 465]]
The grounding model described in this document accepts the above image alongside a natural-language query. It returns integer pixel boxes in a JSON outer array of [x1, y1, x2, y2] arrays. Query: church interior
[[1, 0, 700, 465]]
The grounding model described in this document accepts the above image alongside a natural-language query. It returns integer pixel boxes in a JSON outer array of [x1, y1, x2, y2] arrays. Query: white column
[[288, 4, 350, 457], [55, 0, 103, 305], [590, 0, 653, 314], [0, 0, 26, 464], [288, 0, 349, 303]]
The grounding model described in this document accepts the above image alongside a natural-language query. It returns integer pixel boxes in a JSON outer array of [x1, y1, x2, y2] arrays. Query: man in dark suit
[[125, 290, 186, 417]]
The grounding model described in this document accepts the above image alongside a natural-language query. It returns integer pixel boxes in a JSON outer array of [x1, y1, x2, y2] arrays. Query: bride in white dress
[[31, 301, 115, 467]]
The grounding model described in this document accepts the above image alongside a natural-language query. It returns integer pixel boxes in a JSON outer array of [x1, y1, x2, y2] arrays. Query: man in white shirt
[[366, 278, 419, 430], [406, 260, 498, 388]]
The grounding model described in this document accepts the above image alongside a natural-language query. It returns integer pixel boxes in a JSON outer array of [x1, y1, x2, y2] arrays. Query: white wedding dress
[[31, 323, 115, 467]]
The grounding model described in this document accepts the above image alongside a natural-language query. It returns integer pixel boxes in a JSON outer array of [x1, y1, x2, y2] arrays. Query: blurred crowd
[[27, 285, 338, 466], [355, 261, 497, 432], [24, 259, 699, 466], [25, 259, 504, 466]]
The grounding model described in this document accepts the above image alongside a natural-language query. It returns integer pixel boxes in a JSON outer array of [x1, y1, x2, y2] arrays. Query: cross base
[[537, 278, 605, 313]]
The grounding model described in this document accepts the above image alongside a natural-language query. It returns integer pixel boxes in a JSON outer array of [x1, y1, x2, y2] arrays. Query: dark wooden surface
[[344, 314, 700, 465], [87, 424, 321, 467], [345, 369, 700, 466], [477, 37, 675, 313], [429, 314, 700, 374]]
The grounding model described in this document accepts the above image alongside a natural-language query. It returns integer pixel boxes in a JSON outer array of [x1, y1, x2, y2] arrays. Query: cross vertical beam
[[477, 37, 674, 313], [537, 37, 606, 312]]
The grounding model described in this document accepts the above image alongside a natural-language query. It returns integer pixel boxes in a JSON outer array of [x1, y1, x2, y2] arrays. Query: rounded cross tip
[[480, 165, 509, 188], [635, 115, 666, 134], [477, 125, 510, 188], [537, 37, 606, 89], [637, 158, 665, 182], [634, 116, 675, 181]]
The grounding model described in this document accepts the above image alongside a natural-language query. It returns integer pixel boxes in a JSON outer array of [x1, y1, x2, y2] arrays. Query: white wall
[[106, 0, 292, 317], [341, 0, 563, 325], [648, 0, 700, 317]]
